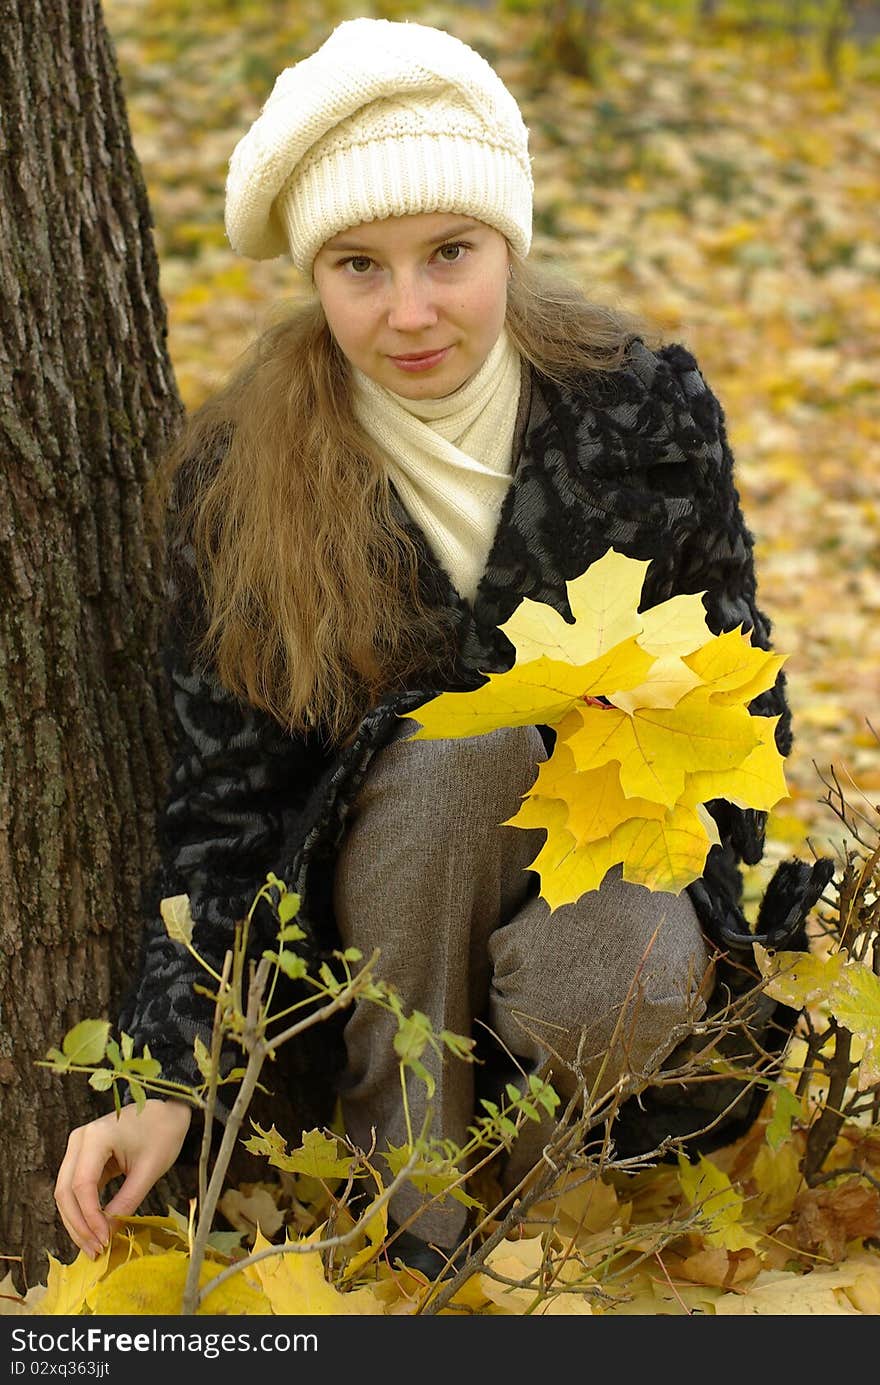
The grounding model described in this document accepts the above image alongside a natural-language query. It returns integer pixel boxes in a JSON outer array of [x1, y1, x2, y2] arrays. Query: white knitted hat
[[224, 17, 534, 276]]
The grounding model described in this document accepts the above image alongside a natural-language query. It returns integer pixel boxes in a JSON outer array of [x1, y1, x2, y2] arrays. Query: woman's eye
[[437, 241, 469, 263]]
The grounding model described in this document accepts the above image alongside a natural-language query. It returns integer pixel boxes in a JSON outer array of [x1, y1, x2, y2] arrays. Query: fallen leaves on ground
[[11, 1095, 880, 1316]]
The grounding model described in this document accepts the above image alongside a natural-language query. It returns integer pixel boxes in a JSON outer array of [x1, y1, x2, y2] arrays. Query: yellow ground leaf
[[753, 945, 848, 1009], [217, 1186, 284, 1241], [843, 1256, 880, 1314], [530, 1172, 629, 1257], [674, 1245, 763, 1288], [533, 1291, 595, 1314], [714, 1264, 870, 1315], [752, 1141, 805, 1225], [793, 1178, 880, 1260], [478, 1234, 592, 1314], [249, 1228, 385, 1315], [37, 1245, 113, 1316], [677, 1155, 761, 1252], [598, 1269, 722, 1315], [85, 1252, 270, 1315]]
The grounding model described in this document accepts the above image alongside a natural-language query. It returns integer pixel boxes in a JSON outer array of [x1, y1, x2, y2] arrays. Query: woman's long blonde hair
[[153, 249, 662, 748]]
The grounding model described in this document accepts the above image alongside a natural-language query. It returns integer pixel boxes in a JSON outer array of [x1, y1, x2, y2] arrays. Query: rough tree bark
[[0, 0, 182, 1288]]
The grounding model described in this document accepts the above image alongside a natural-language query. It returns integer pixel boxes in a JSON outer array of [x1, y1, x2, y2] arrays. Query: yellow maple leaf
[[562, 687, 760, 803], [404, 549, 788, 906], [517, 758, 665, 843], [511, 804, 630, 908], [404, 638, 653, 740], [610, 653, 702, 713], [753, 945, 848, 1009], [677, 1154, 761, 1252], [683, 627, 787, 705], [249, 1227, 386, 1315], [39, 1244, 113, 1316], [752, 1141, 804, 1225], [620, 801, 721, 894], [636, 591, 715, 657], [498, 548, 649, 664], [84, 1251, 270, 1315], [681, 714, 789, 812], [714, 1263, 874, 1315]]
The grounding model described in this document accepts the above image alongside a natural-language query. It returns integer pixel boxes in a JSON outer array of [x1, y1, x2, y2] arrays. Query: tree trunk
[[0, 0, 182, 1289]]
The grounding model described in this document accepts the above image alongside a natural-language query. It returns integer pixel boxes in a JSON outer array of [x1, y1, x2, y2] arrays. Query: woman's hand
[[54, 1099, 193, 1259]]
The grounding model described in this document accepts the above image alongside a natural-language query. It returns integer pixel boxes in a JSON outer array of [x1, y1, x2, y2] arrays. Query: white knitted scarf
[[350, 327, 522, 603]]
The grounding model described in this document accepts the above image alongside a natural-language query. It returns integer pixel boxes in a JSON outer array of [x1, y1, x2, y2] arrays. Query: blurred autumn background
[[106, 0, 879, 891]]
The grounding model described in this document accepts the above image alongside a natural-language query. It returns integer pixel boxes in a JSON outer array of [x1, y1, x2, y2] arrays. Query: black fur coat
[[118, 336, 831, 1157]]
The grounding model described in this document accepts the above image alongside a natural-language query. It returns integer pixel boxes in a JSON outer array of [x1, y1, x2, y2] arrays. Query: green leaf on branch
[[277, 891, 302, 926], [383, 1143, 481, 1209], [62, 1020, 110, 1066], [765, 1083, 804, 1150], [194, 1036, 213, 1082], [393, 1010, 433, 1066], [127, 1078, 146, 1112], [88, 1069, 115, 1092], [264, 949, 308, 981], [439, 1029, 476, 1062]]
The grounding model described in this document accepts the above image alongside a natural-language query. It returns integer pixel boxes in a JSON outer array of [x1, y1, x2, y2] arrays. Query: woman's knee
[[488, 875, 713, 1080]]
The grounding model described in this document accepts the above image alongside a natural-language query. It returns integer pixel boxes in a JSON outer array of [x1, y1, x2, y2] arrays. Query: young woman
[[54, 17, 830, 1277]]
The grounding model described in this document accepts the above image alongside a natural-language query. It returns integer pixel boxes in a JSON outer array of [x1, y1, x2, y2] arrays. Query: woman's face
[[311, 213, 511, 399]]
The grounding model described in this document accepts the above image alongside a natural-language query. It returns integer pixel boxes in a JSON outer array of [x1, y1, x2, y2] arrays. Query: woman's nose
[[385, 273, 439, 330]]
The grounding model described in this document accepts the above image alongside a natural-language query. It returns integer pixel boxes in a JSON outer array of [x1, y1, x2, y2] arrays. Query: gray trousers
[[332, 717, 712, 1248]]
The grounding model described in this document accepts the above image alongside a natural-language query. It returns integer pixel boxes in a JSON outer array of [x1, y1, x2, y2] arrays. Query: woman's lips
[[389, 347, 451, 372]]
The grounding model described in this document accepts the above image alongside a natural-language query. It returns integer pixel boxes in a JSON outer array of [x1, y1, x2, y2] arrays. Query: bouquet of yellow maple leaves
[[403, 549, 789, 909]]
